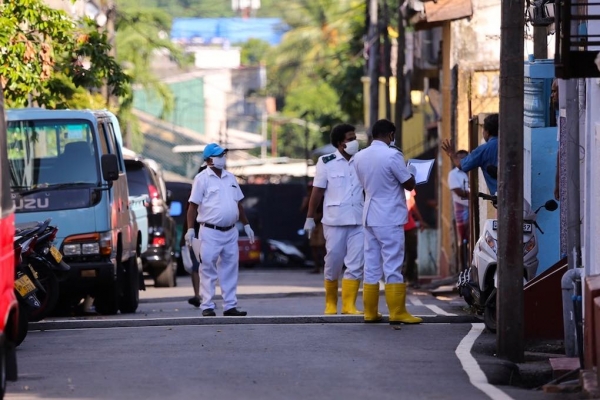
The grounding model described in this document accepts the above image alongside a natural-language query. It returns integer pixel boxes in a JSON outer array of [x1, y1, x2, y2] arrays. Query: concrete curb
[[139, 291, 325, 304], [140, 288, 442, 304], [29, 314, 481, 331]]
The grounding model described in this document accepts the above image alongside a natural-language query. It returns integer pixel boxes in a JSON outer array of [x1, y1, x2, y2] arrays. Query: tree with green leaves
[[267, 0, 363, 97], [262, 0, 366, 158], [115, 5, 193, 149], [0, 0, 130, 109], [240, 38, 271, 66]]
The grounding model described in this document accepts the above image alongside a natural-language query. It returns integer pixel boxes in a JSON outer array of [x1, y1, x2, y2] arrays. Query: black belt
[[202, 223, 235, 232]]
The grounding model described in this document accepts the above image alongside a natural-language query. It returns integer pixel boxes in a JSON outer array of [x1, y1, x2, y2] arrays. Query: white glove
[[304, 218, 316, 239], [184, 228, 195, 247], [244, 224, 255, 244], [407, 164, 417, 178]]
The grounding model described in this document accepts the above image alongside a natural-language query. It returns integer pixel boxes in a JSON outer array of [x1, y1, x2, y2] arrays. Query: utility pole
[[394, 2, 405, 149], [383, 1, 392, 120], [367, 0, 380, 137], [261, 107, 268, 159], [103, 0, 116, 108], [497, 0, 525, 363], [533, 26, 548, 59], [304, 122, 310, 186]]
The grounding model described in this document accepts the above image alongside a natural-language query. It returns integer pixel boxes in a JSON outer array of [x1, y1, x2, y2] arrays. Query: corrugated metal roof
[[171, 18, 288, 46]]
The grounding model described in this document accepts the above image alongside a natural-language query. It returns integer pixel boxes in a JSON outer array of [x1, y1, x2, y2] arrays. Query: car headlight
[[524, 236, 536, 256], [484, 230, 498, 255], [63, 244, 81, 256], [62, 231, 112, 257], [82, 243, 100, 255]]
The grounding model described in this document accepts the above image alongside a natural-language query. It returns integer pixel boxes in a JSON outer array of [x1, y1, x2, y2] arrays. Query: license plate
[[49, 246, 63, 263], [248, 250, 261, 260], [15, 275, 36, 297], [81, 270, 96, 278], [492, 220, 533, 233]]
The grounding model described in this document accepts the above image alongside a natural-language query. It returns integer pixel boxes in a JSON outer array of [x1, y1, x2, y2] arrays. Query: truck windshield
[[7, 119, 100, 190]]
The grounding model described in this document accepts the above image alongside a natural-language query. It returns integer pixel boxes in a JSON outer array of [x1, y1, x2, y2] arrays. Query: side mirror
[[544, 199, 559, 212], [101, 154, 119, 182]]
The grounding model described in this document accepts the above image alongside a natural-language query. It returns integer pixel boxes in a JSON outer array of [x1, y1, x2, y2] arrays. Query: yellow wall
[[439, 67, 499, 276], [361, 76, 431, 159]]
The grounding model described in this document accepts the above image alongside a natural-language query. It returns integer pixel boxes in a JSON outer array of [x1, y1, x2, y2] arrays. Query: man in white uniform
[[304, 124, 364, 315], [353, 119, 421, 325], [185, 143, 255, 317]]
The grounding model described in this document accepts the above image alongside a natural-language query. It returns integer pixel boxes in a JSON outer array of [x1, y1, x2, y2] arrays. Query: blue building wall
[[524, 58, 560, 275], [527, 125, 560, 274]]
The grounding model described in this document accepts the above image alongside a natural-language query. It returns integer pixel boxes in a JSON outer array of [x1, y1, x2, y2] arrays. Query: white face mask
[[212, 157, 226, 169], [344, 140, 359, 156]]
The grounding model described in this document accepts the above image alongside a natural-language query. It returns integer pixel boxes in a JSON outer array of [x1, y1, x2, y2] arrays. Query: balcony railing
[[555, 0, 600, 78]]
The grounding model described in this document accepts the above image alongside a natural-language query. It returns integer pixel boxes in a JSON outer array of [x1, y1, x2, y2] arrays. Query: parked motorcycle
[[264, 239, 306, 268], [15, 219, 69, 322], [456, 193, 558, 333], [13, 234, 43, 346]]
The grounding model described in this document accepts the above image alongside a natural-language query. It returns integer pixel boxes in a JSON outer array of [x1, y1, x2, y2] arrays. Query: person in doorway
[[304, 123, 364, 315], [300, 182, 326, 274], [403, 189, 427, 289], [448, 150, 470, 270], [441, 113, 499, 195], [185, 143, 255, 317], [352, 118, 421, 325]]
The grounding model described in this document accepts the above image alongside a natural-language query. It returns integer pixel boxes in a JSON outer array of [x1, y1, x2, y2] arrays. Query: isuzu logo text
[[13, 197, 50, 211]]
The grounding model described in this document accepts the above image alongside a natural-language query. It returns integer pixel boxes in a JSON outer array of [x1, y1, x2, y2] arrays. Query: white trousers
[[363, 225, 405, 284], [323, 224, 364, 281], [196, 225, 239, 311]]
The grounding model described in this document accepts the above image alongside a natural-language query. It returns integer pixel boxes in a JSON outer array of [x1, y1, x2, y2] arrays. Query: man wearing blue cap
[[185, 143, 255, 316]]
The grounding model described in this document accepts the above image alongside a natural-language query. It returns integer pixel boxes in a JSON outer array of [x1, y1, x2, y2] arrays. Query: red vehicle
[[0, 90, 19, 395], [236, 222, 262, 268]]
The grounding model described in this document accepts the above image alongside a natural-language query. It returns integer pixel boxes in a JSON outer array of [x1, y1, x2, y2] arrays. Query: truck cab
[[0, 90, 19, 394], [6, 109, 143, 315]]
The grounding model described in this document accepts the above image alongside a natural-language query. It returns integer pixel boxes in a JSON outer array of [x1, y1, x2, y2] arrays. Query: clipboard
[[407, 159, 435, 185]]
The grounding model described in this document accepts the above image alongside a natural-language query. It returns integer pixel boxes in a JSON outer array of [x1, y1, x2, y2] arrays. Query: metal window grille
[[555, 0, 600, 78]]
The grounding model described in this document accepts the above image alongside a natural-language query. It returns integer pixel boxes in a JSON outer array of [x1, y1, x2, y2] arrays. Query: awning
[[410, 0, 473, 30], [424, 0, 473, 23]]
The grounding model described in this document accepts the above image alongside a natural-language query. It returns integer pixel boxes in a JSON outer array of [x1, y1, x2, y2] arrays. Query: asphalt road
[[4, 270, 579, 399]]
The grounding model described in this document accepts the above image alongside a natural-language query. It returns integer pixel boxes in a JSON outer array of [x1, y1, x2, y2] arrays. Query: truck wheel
[[154, 258, 176, 288], [94, 279, 120, 315], [0, 338, 6, 398], [484, 291, 497, 333], [119, 257, 140, 313], [15, 300, 29, 347]]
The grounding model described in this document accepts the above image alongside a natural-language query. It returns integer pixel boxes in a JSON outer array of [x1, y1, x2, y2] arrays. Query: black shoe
[[188, 297, 201, 308], [202, 308, 216, 317], [223, 308, 247, 316]]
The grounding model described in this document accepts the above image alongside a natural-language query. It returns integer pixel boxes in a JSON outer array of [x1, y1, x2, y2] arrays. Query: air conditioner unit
[[527, 0, 555, 27]]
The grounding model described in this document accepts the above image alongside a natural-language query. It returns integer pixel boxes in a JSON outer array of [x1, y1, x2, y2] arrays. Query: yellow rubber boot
[[324, 280, 338, 315], [385, 282, 422, 324], [363, 283, 383, 322], [341, 279, 363, 315]]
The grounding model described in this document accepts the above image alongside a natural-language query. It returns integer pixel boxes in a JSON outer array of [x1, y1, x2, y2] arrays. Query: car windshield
[[7, 119, 100, 190]]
